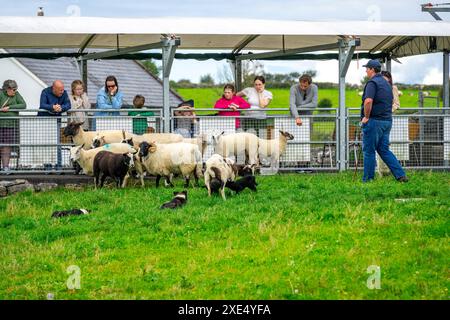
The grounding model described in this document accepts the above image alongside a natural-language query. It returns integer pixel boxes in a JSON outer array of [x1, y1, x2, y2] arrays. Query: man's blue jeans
[[362, 118, 406, 182]]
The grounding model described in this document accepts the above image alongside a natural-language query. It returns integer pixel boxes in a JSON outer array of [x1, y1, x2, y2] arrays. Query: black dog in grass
[[226, 175, 258, 194], [160, 191, 188, 209], [52, 208, 91, 218]]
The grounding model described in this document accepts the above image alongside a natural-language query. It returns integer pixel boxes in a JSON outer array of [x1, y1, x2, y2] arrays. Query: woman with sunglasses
[[0, 80, 26, 173], [95, 75, 123, 117]]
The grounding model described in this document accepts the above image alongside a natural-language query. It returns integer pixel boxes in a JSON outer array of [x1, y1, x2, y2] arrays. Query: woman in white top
[[237, 76, 273, 137], [68, 80, 90, 130]]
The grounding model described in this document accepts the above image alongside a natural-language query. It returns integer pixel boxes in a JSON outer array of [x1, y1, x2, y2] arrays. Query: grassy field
[[176, 88, 442, 112], [0, 171, 448, 299]]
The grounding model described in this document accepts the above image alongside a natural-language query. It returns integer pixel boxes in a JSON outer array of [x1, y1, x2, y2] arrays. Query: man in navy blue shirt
[[38, 80, 71, 116], [361, 59, 408, 182], [38, 80, 71, 171]]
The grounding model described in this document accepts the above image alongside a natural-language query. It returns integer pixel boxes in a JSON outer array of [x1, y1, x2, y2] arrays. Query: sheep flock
[[64, 121, 294, 200]]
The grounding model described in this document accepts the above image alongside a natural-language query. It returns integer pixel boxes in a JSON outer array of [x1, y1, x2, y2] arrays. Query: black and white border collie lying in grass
[[160, 191, 188, 209], [52, 208, 90, 218]]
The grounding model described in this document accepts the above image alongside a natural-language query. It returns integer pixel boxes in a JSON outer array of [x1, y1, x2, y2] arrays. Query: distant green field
[[176, 88, 441, 111]]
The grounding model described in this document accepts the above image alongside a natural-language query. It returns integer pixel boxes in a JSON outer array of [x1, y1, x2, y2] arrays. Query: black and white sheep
[[63, 121, 134, 150], [69, 143, 136, 177], [138, 141, 203, 188], [204, 153, 238, 200]]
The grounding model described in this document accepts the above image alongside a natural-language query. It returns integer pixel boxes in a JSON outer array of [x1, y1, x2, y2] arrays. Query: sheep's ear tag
[[104, 144, 110, 149]]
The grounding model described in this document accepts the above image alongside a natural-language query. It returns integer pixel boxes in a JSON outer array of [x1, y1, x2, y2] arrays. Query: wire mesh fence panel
[[390, 116, 410, 161], [444, 117, 450, 161], [275, 117, 311, 165], [348, 108, 450, 169], [94, 117, 133, 133], [17, 117, 69, 169]]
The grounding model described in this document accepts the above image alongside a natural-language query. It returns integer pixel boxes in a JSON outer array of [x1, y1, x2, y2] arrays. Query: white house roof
[[0, 16, 449, 57]]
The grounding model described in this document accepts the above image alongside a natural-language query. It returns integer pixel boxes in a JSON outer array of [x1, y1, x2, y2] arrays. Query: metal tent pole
[[162, 38, 179, 133], [444, 50, 449, 109], [386, 56, 392, 73], [338, 39, 358, 172]]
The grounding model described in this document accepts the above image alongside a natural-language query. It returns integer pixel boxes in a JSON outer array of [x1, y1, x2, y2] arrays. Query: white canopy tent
[[0, 17, 449, 53], [1, 16, 449, 170]]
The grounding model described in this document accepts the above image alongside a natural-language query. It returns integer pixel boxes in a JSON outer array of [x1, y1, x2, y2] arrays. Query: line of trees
[[139, 58, 445, 95]]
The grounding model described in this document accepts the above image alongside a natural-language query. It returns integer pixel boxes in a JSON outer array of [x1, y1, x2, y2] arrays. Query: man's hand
[[53, 104, 62, 113], [295, 117, 303, 126], [1, 106, 9, 112], [361, 117, 369, 124]]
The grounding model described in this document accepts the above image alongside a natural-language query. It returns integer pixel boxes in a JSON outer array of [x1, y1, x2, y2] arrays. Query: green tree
[[140, 59, 161, 77], [177, 79, 196, 88], [302, 69, 317, 78], [199, 74, 215, 86], [360, 75, 370, 86], [317, 98, 333, 113]]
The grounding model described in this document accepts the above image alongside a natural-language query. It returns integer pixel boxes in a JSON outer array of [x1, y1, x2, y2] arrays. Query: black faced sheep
[[138, 141, 203, 188]]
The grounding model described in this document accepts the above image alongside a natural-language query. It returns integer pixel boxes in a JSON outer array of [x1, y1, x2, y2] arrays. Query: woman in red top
[[214, 83, 250, 129]]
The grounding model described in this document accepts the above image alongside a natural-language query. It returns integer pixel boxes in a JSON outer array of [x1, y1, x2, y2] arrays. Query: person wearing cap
[[289, 74, 318, 126], [360, 59, 408, 182], [174, 99, 197, 138], [0, 80, 26, 173]]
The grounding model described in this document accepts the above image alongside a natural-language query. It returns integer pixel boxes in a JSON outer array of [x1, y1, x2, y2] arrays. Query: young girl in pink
[[214, 83, 250, 129]]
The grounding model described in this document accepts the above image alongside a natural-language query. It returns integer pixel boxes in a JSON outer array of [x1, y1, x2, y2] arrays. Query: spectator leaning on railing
[[0, 80, 26, 173], [214, 83, 250, 129], [95, 75, 123, 117], [38, 80, 71, 116], [289, 74, 318, 126], [68, 79, 90, 130]]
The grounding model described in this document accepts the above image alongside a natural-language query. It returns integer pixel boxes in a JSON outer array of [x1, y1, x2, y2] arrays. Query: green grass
[[176, 88, 442, 112], [0, 171, 449, 299]]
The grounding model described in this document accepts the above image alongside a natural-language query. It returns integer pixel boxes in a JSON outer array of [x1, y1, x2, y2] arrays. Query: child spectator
[[174, 99, 197, 138], [128, 95, 154, 134]]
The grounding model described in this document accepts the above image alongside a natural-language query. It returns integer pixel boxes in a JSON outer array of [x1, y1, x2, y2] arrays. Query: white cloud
[[423, 67, 443, 85]]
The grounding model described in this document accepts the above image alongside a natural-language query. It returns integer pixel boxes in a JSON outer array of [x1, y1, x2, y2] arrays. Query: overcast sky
[[1, 0, 449, 84]]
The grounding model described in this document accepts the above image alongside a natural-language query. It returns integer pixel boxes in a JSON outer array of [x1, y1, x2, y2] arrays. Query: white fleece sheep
[[258, 130, 294, 167], [91, 129, 133, 149], [63, 121, 134, 150], [132, 132, 183, 149], [212, 132, 259, 170], [182, 134, 207, 157], [138, 141, 203, 188], [204, 153, 237, 200], [70, 143, 137, 180]]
